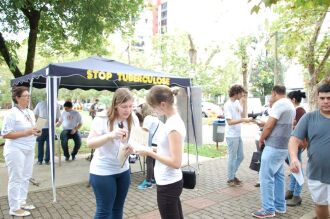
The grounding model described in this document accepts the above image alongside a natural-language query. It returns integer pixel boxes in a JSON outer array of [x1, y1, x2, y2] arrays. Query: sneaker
[[37, 161, 42, 165], [71, 154, 76, 161], [275, 209, 286, 214], [9, 209, 31, 217], [252, 209, 275, 218], [254, 182, 260, 187], [65, 157, 70, 161], [227, 180, 236, 187], [45, 161, 50, 165], [137, 180, 152, 190], [151, 179, 156, 184]]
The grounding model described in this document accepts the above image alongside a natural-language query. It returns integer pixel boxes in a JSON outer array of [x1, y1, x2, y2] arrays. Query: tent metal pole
[[47, 69, 57, 202], [28, 78, 34, 108]]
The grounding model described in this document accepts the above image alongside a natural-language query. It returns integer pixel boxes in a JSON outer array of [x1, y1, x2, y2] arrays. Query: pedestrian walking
[[289, 83, 330, 219]]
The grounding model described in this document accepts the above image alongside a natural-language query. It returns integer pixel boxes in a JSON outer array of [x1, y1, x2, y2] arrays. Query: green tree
[[233, 36, 257, 116], [0, 0, 144, 78], [251, 0, 330, 109], [250, 56, 275, 104]]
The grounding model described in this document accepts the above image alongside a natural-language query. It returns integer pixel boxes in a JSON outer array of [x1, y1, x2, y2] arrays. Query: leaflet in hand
[[128, 126, 149, 151], [117, 142, 129, 168], [292, 167, 304, 186], [35, 117, 47, 131]]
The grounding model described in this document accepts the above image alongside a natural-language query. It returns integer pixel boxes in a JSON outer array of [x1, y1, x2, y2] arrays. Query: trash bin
[[212, 119, 225, 143]]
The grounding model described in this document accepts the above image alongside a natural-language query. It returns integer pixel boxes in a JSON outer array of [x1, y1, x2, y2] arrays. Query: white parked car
[[201, 102, 223, 118]]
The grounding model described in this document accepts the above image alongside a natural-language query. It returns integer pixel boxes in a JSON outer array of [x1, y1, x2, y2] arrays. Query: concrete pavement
[[0, 124, 318, 218]]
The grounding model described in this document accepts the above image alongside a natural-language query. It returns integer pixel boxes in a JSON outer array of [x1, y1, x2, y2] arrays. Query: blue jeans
[[60, 130, 81, 159], [37, 128, 50, 163], [226, 137, 244, 180], [259, 146, 288, 213], [288, 149, 303, 196], [90, 170, 130, 219]]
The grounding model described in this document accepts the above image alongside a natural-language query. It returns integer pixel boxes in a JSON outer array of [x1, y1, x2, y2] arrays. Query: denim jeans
[[226, 137, 244, 180], [259, 146, 288, 213], [288, 148, 303, 196], [90, 170, 130, 219], [60, 130, 81, 159], [37, 128, 50, 163]]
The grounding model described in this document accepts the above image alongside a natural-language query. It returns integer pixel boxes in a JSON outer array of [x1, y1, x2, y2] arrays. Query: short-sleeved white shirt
[[143, 115, 162, 146], [1, 107, 37, 155], [224, 99, 242, 137], [89, 116, 135, 175], [34, 101, 61, 129], [60, 110, 82, 130], [154, 113, 186, 185]]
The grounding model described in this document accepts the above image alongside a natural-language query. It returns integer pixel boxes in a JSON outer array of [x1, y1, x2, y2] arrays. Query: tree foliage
[[0, 0, 144, 78]]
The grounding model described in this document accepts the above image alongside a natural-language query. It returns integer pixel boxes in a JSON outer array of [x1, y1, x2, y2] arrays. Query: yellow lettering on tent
[[87, 70, 170, 85], [86, 70, 112, 80], [116, 73, 170, 86]]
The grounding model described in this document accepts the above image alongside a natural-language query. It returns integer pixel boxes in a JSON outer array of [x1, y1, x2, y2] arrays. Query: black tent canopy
[[11, 56, 191, 90], [10, 56, 193, 202]]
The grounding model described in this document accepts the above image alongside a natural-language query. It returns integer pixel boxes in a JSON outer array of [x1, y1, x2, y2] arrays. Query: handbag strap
[[151, 121, 160, 143]]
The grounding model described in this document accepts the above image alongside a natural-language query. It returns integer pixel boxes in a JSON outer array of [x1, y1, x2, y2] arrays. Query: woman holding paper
[[87, 88, 135, 219], [137, 85, 186, 219], [1, 86, 40, 217]]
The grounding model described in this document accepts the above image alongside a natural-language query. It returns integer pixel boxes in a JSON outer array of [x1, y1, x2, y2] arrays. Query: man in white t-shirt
[[56, 101, 82, 161], [224, 84, 252, 187], [34, 100, 61, 165]]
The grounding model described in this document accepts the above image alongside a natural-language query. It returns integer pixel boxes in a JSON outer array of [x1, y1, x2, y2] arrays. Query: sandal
[[21, 204, 36, 210]]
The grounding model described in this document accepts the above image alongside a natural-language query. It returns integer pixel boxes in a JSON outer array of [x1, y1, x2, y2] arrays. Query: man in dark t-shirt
[[289, 83, 330, 219]]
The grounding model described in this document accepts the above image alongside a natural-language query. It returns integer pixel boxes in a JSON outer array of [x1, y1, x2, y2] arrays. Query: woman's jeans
[[226, 137, 244, 180], [157, 179, 183, 219], [5, 148, 34, 211], [288, 149, 303, 196], [260, 146, 288, 213], [90, 170, 130, 219]]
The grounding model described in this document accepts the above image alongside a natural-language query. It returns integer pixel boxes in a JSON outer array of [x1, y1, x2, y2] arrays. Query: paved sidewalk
[[0, 125, 317, 218]]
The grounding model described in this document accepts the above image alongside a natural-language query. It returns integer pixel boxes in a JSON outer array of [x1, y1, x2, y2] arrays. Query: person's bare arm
[[226, 117, 252, 125], [138, 130, 183, 169], [288, 136, 304, 173]]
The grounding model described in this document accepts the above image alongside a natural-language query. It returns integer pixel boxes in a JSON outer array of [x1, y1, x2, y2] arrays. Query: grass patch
[[184, 143, 227, 158]]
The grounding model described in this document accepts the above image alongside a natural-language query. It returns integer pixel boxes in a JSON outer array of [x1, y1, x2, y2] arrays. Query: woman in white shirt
[[137, 85, 186, 219], [87, 88, 135, 219], [1, 86, 40, 217], [137, 103, 162, 189]]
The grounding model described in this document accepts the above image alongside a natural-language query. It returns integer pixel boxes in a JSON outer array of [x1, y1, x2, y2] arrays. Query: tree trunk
[[306, 10, 328, 111], [0, 32, 23, 78], [23, 9, 41, 75]]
